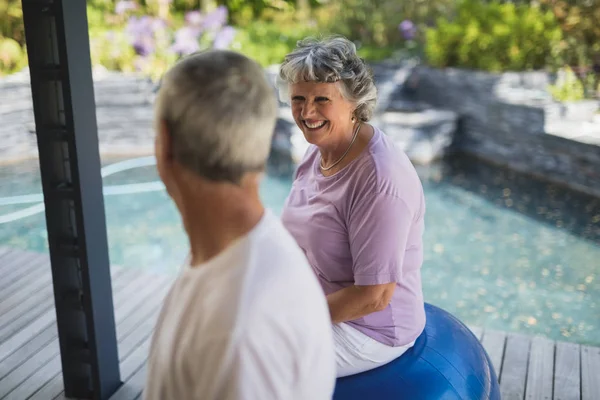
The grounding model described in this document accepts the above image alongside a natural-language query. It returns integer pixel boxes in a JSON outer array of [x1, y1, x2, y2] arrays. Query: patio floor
[[0, 246, 598, 400]]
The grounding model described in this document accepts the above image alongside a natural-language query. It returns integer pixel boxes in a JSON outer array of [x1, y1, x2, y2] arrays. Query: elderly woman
[[279, 37, 427, 377]]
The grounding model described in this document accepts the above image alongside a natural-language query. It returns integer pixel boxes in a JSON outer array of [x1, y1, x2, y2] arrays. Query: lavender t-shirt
[[281, 126, 426, 347]]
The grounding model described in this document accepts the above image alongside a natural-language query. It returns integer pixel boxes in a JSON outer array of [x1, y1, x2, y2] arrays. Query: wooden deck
[[0, 246, 598, 399]]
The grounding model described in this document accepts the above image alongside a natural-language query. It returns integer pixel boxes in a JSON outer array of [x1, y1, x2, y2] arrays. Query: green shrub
[[230, 16, 321, 66], [548, 66, 585, 101], [424, 0, 563, 72], [0, 36, 27, 76], [230, 16, 399, 67], [0, 0, 25, 46], [89, 30, 139, 73], [540, 0, 600, 69], [314, 0, 454, 49]]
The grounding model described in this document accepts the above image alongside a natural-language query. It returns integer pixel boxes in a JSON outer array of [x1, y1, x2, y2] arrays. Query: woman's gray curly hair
[[277, 36, 378, 122]]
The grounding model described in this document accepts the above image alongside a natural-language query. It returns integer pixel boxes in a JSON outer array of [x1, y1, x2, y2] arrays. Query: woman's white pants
[[333, 322, 415, 378]]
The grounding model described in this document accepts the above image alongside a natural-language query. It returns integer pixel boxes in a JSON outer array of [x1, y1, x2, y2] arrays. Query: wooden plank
[[0, 286, 54, 337], [0, 261, 49, 303], [0, 249, 36, 274], [0, 339, 59, 397], [0, 248, 171, 399], [119, 337, 152, 381], [30, 318, 159, 400], [109, 364, 147, 400], [48, 295, 166, 400], [115, 286, 166, 341], [0, 252, 43, 291], [20, 275, 170, 399], [3, 357, 61, 399], [35, 300, 161, 400], [500, 333, 531, 400], [554, 341, 580, 400], [0, 266, 137, 343], [0, 251, 48, 290], [525, 336, 554, 400], [0, 247, 14, 260], [0, 266, 126, 363], [0, 267, 51, 310], [0, 267, 136, 395], [581, 345, 600, 400], [0, 310, 55, 363], [117, 305, 161, 360], [481, 329, 507, 376], [0, 325, 56, 381]]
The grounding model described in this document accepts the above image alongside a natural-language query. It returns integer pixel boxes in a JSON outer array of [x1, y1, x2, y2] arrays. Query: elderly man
[[143, 50, 336, 399]]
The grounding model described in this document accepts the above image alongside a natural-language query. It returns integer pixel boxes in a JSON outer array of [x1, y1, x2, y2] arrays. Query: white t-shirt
[[143, 210, 336, 400]]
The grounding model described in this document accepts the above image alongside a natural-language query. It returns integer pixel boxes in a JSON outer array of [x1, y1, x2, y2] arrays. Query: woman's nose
[[301, 102, 316, 118]]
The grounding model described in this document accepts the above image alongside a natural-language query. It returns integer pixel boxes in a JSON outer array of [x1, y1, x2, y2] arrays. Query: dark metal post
[[21, 1, 121, 398]]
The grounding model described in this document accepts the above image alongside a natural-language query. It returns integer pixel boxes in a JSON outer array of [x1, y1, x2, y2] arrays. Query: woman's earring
[[351, 115, 356, 123]]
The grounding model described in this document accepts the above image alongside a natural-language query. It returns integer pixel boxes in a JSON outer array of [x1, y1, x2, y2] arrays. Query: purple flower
[[202, 6, 228, 31], [399, 20, 416, 40], [152, 18, 167, 34], [127, 16, 153, 37], [115, 0, 137, 15], [171, 26, 201, 55], [213, 26, 236, 49], [126, 16, 158, 56], [133, 36, 155, 57], [185, 10, 203, 27]]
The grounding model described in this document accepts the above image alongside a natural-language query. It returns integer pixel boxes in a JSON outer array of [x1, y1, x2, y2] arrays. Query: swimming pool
[[1, 154, 598, 347]]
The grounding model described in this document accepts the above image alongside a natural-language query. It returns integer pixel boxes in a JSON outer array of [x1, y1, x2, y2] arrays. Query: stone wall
[[410, 66, 600, 197], [0, 70, 157, 163], [0, 68, 301, 177]]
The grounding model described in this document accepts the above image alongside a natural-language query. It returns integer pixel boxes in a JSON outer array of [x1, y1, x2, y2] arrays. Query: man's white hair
[[155, 50, 278, 183]]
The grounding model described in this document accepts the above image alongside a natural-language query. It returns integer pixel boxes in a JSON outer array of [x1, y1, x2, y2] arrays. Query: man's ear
[[155, 119, 173, 163], [155, 119, 175, 188]]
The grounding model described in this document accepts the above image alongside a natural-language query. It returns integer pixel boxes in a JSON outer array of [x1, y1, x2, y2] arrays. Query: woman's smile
[[303, 119, 328, 130]]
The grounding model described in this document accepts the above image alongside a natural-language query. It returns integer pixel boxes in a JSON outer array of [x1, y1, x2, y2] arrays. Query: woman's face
[[289, 81, 356, 147]]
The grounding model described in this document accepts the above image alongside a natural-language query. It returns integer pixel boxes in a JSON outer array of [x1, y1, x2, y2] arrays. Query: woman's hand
[[326, 283, 396, 324]]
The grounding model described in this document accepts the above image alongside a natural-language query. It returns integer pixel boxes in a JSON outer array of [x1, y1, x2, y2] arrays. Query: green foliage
[[219, 0, 293, 24], [356, 45, 397, 63], [230, 13, 397, 68], [548, 66, 585, 101], [424, 0, 564, 72], [230, 17, 319, 67], [0, 0, 24, 45], [315, 0, 454, 48], [540, 0, 600, 69], [0, 36, 27, 76], [89, 30, 140, 74]]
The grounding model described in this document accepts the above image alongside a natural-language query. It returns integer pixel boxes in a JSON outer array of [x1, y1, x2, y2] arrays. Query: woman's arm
[[327, 283, 396, 323], [333, 191, 417, 324]]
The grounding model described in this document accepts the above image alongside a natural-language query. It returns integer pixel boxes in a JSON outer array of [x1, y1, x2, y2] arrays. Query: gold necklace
[[320, 122, 362, 171]]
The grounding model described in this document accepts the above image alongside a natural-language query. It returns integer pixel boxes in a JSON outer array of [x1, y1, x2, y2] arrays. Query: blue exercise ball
[[333, 303, 501, 400]]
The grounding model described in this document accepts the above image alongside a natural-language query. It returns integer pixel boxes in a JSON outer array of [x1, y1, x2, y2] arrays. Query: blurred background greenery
[[0, 0, 598, 99]]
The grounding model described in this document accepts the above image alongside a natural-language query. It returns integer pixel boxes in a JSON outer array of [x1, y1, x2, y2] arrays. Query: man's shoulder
[[242, 212, 329, 311], [251, 212, 310, 268]]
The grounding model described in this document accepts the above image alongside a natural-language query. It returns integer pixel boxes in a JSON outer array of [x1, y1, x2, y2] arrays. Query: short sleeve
[[348, 192, 414, 286]]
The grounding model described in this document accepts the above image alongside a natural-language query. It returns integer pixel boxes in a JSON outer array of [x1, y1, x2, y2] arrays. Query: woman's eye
[[316, 97, 329, 103]]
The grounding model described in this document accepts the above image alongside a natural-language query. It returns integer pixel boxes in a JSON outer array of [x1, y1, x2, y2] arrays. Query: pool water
[[1, 154, 599, 346]]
